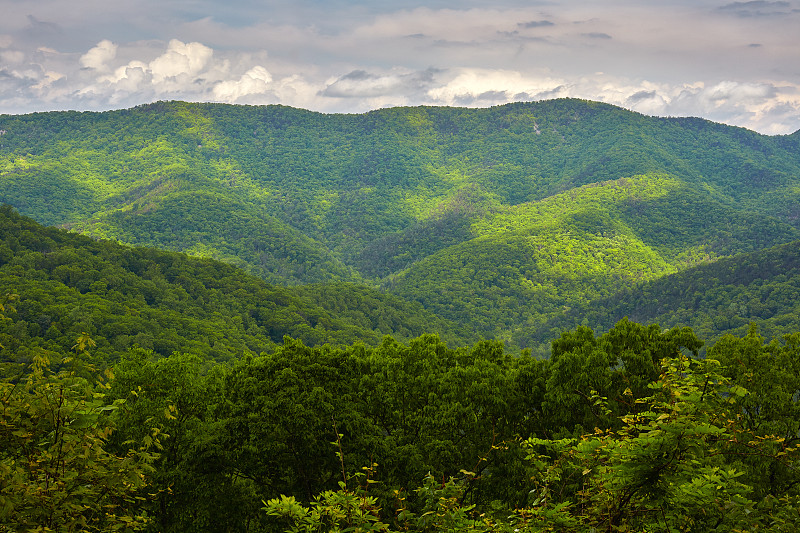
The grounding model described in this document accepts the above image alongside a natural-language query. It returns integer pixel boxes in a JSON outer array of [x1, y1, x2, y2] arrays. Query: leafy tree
[[0, 351, 159, 532], [524, 355, 800, 531], [106, 349, 256, 533], [543, 319, 702, 435], [707, 326, 800, 499]]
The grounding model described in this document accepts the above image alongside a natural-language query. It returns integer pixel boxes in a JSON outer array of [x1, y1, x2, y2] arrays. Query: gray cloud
[[321, 67, 441, 98], [518, 20, 554, 28], [526, 85, 567, 100], [626, 90, 657, 103], [452, 90, 513, 106], [583, 32, 612, 40], [717, 1, 797, 16], [22, 15, 63, 39]]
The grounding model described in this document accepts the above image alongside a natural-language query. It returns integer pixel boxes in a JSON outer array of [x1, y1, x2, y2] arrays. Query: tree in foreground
[[0, 343, 161, 532], [263, 353, 800, 532]]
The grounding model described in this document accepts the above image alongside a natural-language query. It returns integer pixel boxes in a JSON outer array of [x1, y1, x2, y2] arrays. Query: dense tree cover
[[3, 99, 800, 347], [530, 238, 800, 353], [4, 99, 800, 531], [0, 303, 160, 532], [0, 206, 471, 366], [68, 165, 359, 286], [4, 307, 800, 531], [389, 175, 798, 344]]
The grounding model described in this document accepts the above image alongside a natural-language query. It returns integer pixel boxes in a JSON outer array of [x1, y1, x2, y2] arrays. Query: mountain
[[525, 238, 800, 353], [386, 174, 799, 343], [0, 206, 471, 365], [2, 99, 800, 346]]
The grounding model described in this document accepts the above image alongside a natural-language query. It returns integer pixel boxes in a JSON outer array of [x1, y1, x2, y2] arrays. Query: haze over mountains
[[2, 98, 800, 351]]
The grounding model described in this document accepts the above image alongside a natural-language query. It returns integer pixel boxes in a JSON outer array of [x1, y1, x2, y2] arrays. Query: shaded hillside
[[525, 239, 800, 352], [0, 206, 471, 364]]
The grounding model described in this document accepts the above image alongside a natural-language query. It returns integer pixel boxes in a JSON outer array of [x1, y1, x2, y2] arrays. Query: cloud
[[22, 15, 62, 39], [626, 90, 657, 103], [1, 49, 26, 64], [518, 20, 554, 28], [613, 80, 800, 134], [415, 67, 800, 134], [0, 3, 799, 134], [147, 40, 213, 83], [583, 32, 612, 40], [32, 70, 64, 90], [80, 40, 117, 71], [80, 39, 220, 104], [212, 65, 272, 101], [351, 7, 538, 43], [717, 1, 796, 16], [321, 68, 440, 98], [425, 68, 566, 106]]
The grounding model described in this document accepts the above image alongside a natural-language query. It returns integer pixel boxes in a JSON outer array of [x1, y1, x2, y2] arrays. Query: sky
[[1, 0, 799, 134]]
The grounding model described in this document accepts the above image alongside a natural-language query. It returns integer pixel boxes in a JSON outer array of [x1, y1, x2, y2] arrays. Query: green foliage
[[263, 472, 390, 533], [7, 98, 800, 530], [707, 326, 800, 499], [0, 206, 470, 365], [104, 349, 259, 533], [258, 332, 800, 532], [522, 355, 800, 531], [4, 99, 800, 346], [204, 333, 539, 529], [389, 174, 798, 347], [262, 472, 500, 533], [0, 352, 158, 532], [3, 297, 800, 532], [533, 238, 800, 352]]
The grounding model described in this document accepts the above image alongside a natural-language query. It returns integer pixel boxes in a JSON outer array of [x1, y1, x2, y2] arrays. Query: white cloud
[[212, 65, 272, 101], [269, 74, 320, 109], [32, 70, 64, 90], [80, 39, 117, 71], [1, 49, 25, 64], [425, 68, 564, 105], [321, 68, 441, 99], [323, 70, 406, 98], [1, 2, 799, 134], [80, 40, 218, 103], [99, 60, 148, 84], [148, 39, 213, 83]]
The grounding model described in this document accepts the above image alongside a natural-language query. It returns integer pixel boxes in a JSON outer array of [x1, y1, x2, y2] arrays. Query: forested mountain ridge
[[529, 237, 800, 351], [2, 99, 800, 346], [387, 174, 800, 343], [0, 206, 471, 365]]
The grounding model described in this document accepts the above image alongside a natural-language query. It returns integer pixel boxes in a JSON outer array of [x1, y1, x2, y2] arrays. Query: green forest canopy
[[3, 99, 800, 346], [3, 308, 800, 532]]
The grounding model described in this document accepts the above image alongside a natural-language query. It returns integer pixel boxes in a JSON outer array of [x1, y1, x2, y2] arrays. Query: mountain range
[[2, 98, 800, 351]]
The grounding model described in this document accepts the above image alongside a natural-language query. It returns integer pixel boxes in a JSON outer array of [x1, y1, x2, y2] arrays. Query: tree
[[523, 355, 800, 531], [0, 351, 159, 532], [107, 348, 254, 533], [707, 326, 800, 499]]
